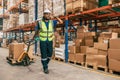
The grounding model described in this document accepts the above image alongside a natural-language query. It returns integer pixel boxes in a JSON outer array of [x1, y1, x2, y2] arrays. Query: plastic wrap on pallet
[[37, 0, 64, 19], [19, 13, 29, 25], [7, 0, 17, 9], [53, 0, 64, 16], [44, 0, 52, 12], [55, 47, 65, 60], [38, 0, 44, 19], [6, 13, 19, 29], [28, 0, 35, 23], [3, 19, 9, 30]]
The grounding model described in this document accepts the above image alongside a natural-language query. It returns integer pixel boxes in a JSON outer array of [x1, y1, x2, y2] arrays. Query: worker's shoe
[[44, 69, 49, 74]]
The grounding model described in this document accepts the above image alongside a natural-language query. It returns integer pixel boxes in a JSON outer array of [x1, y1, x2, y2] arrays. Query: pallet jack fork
[[7, 40, 35, 66]]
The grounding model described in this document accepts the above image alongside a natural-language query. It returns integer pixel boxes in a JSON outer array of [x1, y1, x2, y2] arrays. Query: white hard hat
[[44, 9, 51, 13]]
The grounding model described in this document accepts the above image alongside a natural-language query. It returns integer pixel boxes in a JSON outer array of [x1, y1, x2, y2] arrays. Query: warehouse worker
[[33, 9, 63, 74]]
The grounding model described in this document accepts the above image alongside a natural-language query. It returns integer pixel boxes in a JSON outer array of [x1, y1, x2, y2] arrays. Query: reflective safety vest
[[39, 20, 54, 41]]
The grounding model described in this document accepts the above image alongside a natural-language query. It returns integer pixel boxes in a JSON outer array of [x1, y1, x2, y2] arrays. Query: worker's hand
[[50, 14, 55, 19]]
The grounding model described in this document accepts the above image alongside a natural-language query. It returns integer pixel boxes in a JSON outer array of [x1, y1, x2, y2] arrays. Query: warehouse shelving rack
[[2, 0, 120, 62]]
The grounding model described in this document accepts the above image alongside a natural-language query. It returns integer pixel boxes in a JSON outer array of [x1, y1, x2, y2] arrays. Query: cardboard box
[[75, 39, 82, 47], [98, 37, 104, 43], [94, 43, 108, 50], [69, 53, 76, 61], [94, 43, 99, 49], [110, 39, 120, 49], [111, 32, 118, 39], [96, 55, 107, 67], [77, 32, 85, 39], [86, 47, 98, 55], [98, 37, 109, 43], [76, 46, 80, 53], [108, 49, 120, 60], [85, 39, 94, 47], [109, 59, 120, 72], [98, 50, 108, 55], [53, 0, 64, 16], [85, 32, 95, 38], [9, 43, 25, 60], [73, 0, 83, 11], [75, 53, 85, 63], [69, 46, 76, 53], [86, 55, 97, 63], [81, 46, 88, 54], [85, 32, 92, 37], [77, 27, 84, 33], [19, 13, 29, 25], [100, 32, 112, 38], [91, 32, 96, 36], [66, 2, 73, 13]]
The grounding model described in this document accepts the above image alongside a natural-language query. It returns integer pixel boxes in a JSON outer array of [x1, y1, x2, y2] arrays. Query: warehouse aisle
[[0, 48, 119, 80]]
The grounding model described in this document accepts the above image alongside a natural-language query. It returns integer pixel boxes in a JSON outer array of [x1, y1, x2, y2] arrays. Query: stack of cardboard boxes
[[53, 0, 64, 16], [69, 46, 86, 65], [7, 13, 19, 29], [77, 27, 95, 47], [85, 47, 98, 69], [108, 39, 120, 73], [94, 42, 108, 71], [69, 39, 87, 65], [68, 27, 95, 65], [68, 30, 120, 72], [37, 0, 64, 19], [94, 32, 109, 70], [66, 0, 97, 14], [3, 19, 9, 30]]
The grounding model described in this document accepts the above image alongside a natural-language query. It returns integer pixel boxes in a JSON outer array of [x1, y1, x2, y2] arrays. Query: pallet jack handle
[[24, 39, 35, 53]]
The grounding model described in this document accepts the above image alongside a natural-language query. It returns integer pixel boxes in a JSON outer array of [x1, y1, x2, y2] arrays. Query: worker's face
[[43, 13, 50, 20]]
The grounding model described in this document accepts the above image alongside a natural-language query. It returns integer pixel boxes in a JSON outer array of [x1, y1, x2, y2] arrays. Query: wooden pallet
[[54, 57, 65, 62], [68, 60, 76, 64], [109, 70, 120, 74], [85, 63, 97, 69], [96, 65, 108, 72], [6, 57, 17, 64], [66, 10, 74, 15], [76, 62, 85, 66]]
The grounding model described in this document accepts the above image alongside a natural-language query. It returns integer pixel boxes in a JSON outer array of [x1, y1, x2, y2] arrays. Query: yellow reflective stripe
[[40, 31, 53, 33], [40, 34, 54, 38]]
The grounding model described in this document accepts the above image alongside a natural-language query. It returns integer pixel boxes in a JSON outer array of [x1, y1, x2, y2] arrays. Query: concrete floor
[[0, 48, 120, 80]]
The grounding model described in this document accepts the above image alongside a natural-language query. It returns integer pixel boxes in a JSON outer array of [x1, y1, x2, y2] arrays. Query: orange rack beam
[[4, 22, 36, 32]]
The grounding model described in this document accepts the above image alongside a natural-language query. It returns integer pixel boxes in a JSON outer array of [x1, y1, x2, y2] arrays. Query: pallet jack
[[6, 40, 35, 66]]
